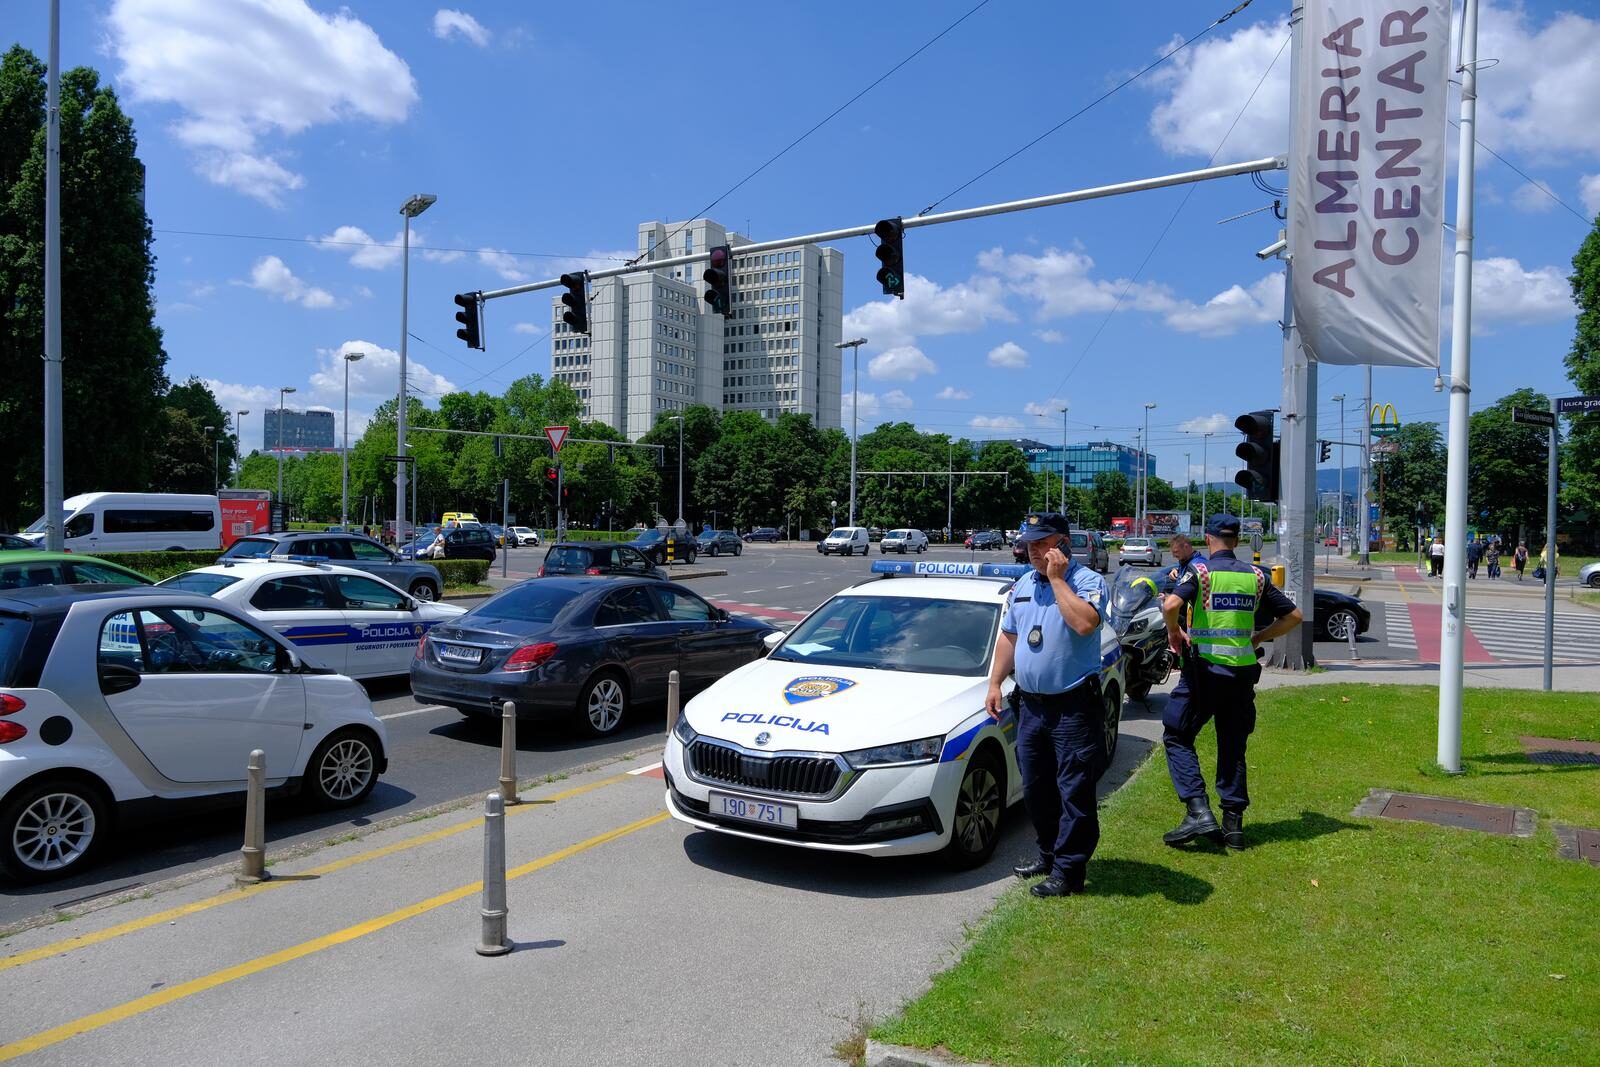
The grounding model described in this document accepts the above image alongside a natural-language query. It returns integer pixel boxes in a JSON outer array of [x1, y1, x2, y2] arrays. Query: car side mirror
[[278, 647, 302, 673], [98, 663, 141, 695], [762, 630, 784, 652], [713, 607, 730, 622]]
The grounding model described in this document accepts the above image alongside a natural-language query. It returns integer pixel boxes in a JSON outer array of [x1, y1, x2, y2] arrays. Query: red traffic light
[[545, 466, 558, 482], [703, 244, 732, 318]]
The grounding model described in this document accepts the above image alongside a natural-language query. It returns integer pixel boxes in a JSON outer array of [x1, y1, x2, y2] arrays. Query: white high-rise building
[[550, 218, 843, 440]]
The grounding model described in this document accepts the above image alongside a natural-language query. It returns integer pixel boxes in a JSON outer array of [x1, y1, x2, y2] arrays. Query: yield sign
[[544, 425, 569, 453]]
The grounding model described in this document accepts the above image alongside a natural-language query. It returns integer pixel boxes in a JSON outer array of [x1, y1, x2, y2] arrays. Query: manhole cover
[[1378, 793, 1518, 835], [1519, 736, 1600, 766], [1577, 830, 1600, 866]]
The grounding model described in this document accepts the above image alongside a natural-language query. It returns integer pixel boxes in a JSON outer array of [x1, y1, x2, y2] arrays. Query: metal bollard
[[476, 792, 511, 956], [499, 700, 519, 805], [238, 749, 268, 885], [665, 669, 680, 738], [1346, 623, 1361, 662]]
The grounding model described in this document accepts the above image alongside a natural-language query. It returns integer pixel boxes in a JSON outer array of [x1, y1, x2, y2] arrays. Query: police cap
[[1017, 513, 1072, 542], [1206, 513, 1242, 537]]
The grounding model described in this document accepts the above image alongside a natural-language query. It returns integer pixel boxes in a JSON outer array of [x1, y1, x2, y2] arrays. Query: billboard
[[1146, 511, 1192, 536], [218, 489, 270, 547]]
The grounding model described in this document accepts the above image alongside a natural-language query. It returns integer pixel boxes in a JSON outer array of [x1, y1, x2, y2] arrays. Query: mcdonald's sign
[[1370, 404, 1400, 439]]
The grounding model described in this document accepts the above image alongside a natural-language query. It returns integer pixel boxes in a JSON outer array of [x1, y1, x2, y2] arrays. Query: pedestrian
[[985, 512, 1110, 898], [1486, 540, 1501, 580], [1161, 533, 1205, 596], [1537, 544, 1559, 582], [1429, 536, 1445, 578], [1467, 538, 1482, 579], [1514, 542, 1528, 580], [1159, 514, 1302, 850]]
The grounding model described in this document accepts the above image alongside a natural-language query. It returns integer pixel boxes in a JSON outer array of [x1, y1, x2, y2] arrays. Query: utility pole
[[1059, 405, 1069, 513], [42, 0, 63, 551], [1359, 366, 1372, 566], [1332, 393, 1346, 549]]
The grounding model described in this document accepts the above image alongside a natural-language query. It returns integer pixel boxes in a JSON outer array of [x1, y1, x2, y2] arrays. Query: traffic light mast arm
[[469, 156, 1287, 302]]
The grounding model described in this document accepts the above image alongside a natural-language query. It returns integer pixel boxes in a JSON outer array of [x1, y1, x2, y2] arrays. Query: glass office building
[[976, 438, 1150, 488]]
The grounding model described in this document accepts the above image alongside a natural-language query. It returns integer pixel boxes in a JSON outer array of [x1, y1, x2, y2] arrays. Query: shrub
[[435, 560, 489, 587], [94, 550, 220, 582]]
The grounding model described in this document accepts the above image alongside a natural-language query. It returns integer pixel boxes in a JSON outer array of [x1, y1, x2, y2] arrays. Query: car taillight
[[0, 694, 24, 715], [536, 565, 546, 577], [503, 642, 557, 673], [0, 695, 24, 743], [585, 567, 603, 575], [414, 635, 428, 661]]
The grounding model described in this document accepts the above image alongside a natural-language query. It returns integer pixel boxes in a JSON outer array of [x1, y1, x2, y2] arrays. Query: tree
[[1088, 472, 1133, 530], [1565, 218, 1600, 537], [150, 378, 237, 491], [0, 50, 167, 530], [1144, 477, 1180, 511], [1468, 389, 1553, 540], [640, 404, 719, 523], [1373, 421, 1446, 538]]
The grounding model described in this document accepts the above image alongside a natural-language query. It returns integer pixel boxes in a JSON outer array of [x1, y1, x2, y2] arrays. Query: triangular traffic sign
[[545, 425, 569, 453]]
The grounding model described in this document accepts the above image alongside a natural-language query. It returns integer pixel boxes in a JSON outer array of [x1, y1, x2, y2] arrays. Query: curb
[[865, 1040, 991, 1067]]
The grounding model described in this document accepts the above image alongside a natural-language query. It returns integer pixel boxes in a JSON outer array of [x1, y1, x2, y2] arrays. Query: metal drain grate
[[1519, 735, 1600, 766], [1379, 793, 1518, 834]]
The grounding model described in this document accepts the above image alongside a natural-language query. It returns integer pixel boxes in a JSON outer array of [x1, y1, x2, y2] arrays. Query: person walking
[[986, 513, 1110, 898], [1159, 514, 1302, 850], [1514, 542, 1529, 581], [1486, 539, 1501, 580], [1466, 538, 1482, 579], [1429, 536, 1445, 578]]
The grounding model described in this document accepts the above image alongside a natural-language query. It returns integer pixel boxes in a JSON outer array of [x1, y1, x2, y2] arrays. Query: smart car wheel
[[1324, 609, 1359, 642], [306, 729, 380, 808], [942, 748, 1005, 869], [576, 671, 628, 737], [1, 779, 108, 883], [1102, 684, 1122, 768], [409, 580, 438, 602], [734, 544, 742, 556]]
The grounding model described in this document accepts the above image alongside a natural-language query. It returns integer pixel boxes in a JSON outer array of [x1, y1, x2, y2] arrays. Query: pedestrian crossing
[[1383, 601, 1416, 653], [1381, 602, 1600, 662]]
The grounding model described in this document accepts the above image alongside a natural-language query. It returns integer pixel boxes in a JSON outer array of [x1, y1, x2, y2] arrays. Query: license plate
[[708, 791, 799, 829], [436, 643, 483, 665]]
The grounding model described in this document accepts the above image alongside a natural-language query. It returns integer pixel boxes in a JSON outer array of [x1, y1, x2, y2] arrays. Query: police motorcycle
[[1107, 567, 1174, 701]]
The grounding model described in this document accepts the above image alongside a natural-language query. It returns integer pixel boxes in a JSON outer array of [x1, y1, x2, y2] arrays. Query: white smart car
[[0, 585, 388, 882], [158, 559, 467, 679], [664, 560, 1127, 868]]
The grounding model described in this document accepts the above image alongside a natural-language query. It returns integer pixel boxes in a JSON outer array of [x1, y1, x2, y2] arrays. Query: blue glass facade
[[976, 438, 1150, 488]]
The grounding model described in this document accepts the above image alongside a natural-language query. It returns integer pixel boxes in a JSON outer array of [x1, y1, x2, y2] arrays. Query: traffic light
[[559, 272, 589, 333], [1319, 439, 1332, 463], [453, 292, 482, 350], [1234, 410, 1279, 503], [544, 464, 559, 504], [703, 245, 732, 318], [873, 217, 905, 299]]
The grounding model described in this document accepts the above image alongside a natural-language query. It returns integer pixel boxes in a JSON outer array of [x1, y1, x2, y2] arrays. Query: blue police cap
[[1017, 513, 1072, 542], [1206, 513, 1242, 537]]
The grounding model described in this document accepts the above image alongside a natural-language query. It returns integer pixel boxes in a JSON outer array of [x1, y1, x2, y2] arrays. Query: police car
[[664, 560, 1126, 868], [158, 559, 467, 680]]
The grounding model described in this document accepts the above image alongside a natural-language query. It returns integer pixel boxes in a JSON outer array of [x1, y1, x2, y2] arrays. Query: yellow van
[[441, 511, 479, 526]]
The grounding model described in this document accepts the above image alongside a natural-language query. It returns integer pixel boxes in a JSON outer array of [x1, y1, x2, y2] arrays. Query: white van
[[817, 526, 871, 556], [22, 493, 222, 553]]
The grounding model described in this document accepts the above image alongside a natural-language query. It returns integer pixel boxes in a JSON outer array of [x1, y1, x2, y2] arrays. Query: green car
[[0, 550, 153, 591]]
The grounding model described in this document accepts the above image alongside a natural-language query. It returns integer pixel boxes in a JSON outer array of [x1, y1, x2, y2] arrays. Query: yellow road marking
[[0, 772, 630, 974], [0, 812, 668, 1062]]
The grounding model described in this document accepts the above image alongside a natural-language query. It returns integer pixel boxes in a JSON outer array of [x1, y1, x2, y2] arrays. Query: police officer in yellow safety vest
[[1159, 514, 1301, 849]]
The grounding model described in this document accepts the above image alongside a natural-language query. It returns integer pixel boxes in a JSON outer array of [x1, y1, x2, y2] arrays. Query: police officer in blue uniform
[[985, 513, 1110, 897], [1159, 514, 1302, 849]]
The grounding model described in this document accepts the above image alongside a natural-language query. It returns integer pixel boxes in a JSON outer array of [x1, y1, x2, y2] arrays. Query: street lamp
[[396, 192, 437, 542], [1185, 451, 1192, 516], [204, 425, 218, 492], [341, 351, 366, 528], [667, 414, 684, 529], [835, 338, 867, 525], [276, 387, 296, 507], [1058, 405, 1069, 513], [1332, 392, 1347, 548], [1141, 402, 1157, 531], [234, 410, 249, 487], [1201, 430, 1213, 533]]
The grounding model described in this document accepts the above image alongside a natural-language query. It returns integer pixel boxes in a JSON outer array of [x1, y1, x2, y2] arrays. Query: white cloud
[[432, 9, 489, 47], [477, 248, 529, 282], [1580, 175, 1600, 218], [867, 346, 938, 382], [842, 390, 881, 425], [1164, 272, 1283, 337], [969, 415, 1024, 433], [1178, 413, 1233, 435], [308, 340, 455, 404], [986, 341, 1029, 369], [1511, 180, 1560, 214], [1466, 257, 1575, 324], [977, 246, 1175, 319], [843, 272, 1013, 350], [1034, 329, 1065, 344], [316, 225, 463, 269], [1146, 20, 1288, 159], [246, 256, 336, 308], [1023, 397, 1067, 418], [108, 0, 417, 206], [936, 386, 972, 401], [513, 322, 541, 335], [882, 389, 914, 410]]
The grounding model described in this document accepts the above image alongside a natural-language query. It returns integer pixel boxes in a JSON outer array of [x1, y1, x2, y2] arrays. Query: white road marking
[[627, 762, 664, 776], [777, 584, 795, 589], [378, 705, 450, 721]]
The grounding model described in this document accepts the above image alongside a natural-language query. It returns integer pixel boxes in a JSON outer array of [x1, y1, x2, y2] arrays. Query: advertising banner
[[1146, 511, 1192, 536], [1291, 1, 1450, 367]]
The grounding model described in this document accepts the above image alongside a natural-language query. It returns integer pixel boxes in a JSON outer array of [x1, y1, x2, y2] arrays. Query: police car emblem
[[783, 676, 856, 704], [754, 732, 771, 747]]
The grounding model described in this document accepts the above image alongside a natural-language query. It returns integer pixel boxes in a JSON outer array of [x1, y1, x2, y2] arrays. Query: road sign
[[383, 455, 416, 463], [545, 425, 569, 453], [1511, 407, 1555, 428], [1556, 395, 1600, 414]]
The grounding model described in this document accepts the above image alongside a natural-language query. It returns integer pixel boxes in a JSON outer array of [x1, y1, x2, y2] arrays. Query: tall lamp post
[[1184, 451, 1192, 516], [204, 426, 219, 491], [1141, 402, 1157, 532], [1331, 392, 1347, 548], [835, 338, 867, 525], [342, 351, 365, 528], [1200, 431, 1213, 533], [234, 410, 249, 487], [395, 193, 437, 543], [667, 414, 685, 528], [1058, 405, 1069, 513], [276, 387, 296, 507]]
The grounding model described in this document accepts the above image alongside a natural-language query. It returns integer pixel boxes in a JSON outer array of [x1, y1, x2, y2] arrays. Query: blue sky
[[14, 0, 1597, 489]]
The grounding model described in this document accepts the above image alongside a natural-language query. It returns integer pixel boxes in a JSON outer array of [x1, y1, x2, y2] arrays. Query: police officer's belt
[[1015, 676, 1099, 703]]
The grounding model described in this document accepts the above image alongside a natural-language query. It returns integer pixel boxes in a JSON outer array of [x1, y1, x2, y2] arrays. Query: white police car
[[664, 561, 1126, 867], [158, 558, 466, 680]]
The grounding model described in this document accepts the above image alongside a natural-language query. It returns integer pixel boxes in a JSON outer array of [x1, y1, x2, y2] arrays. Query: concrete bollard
[[665, 669, 680, 738], [238, 748, 268, 885], [476, 791, 511, 957], [499, 700, 519, 805]]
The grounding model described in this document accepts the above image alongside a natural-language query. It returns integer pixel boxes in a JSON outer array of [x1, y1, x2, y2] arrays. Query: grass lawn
[[1575, 592, 1600, 611], [874, 685, 1599, 1066], [442, 583, 496, 596]]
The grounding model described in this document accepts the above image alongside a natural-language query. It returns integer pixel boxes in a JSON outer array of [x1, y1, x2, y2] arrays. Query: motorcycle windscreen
[[1108, 568, 1162, 631]]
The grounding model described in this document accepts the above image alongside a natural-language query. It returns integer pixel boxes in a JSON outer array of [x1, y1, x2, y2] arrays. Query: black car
[[969, 530, 1003, 551], [538, 542, 665, 579], [695, 530, 744, 557], [400, 525, 498, 564], [1313, 588, 1371, 641], [409, 577, 773, 736], [0, 534, 33, 551], [627, 528, 697, 566], [742, 528, 780, 543], [220, 532, 446, 600]]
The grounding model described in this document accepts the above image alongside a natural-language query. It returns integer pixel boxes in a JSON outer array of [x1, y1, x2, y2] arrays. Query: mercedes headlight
[[672, 716, 697, 746], [841, 735, 944, 769]]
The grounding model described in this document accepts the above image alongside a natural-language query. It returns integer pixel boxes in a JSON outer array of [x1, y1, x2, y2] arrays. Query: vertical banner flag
[[1291, 1, 1450, 367]]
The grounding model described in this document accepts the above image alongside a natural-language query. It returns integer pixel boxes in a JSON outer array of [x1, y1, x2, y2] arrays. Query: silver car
[[1580, 560, 1600, 589], [219, 533, 445, 601], [1118, 537, 1163, 568], [880, 528, 929, 554]]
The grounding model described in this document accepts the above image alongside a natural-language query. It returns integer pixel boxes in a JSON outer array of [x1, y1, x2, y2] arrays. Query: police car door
[[332, 572, 424, 677], [245, 573, 349, 675]]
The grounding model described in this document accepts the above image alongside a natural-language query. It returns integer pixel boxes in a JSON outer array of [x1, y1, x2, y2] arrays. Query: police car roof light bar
[[271, 554, 332, 567]]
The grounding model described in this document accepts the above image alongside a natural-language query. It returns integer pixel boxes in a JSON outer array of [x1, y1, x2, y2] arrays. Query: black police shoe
[[1162, 797, 1222, 846], [1012, 857, 1051, 879], [1029, 874, 1080, 898], [1221, 810, 1245, 850]]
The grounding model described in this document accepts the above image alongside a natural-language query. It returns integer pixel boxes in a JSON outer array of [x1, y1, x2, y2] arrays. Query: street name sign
[[1511, 407, 1555, 428], [1555, 396, 1600, 414]]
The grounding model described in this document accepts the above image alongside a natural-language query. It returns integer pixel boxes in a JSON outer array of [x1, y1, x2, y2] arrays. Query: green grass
[[873, 685, 1600, 1066], [443, 583, 496, 596], [1574, 592, 1600, 611]]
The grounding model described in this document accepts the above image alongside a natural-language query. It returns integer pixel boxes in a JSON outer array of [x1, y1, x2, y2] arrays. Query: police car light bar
[[268, 554, 332, 566], [870, 560, 1030, 579]]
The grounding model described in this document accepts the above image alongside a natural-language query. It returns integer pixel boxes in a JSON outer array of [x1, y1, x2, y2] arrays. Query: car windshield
[[156, 572, 243, 596], [1125, 538, 1152, 549], [545, 546, 599, 570], [633, 530, 664, 545], [888, 530, 910, 538], [827, 529, 856, 540], [22, 515, 50, 534], [467, 582, 576, 625], [222, 538, 276, 559], [770, 595, 1000, 677]]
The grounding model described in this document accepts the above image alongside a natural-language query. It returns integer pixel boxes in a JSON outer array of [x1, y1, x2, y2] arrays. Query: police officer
[[985, 513, 1109, 897], [1161, 532, 1204, 596], [1159, 514, 1301, 849]]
